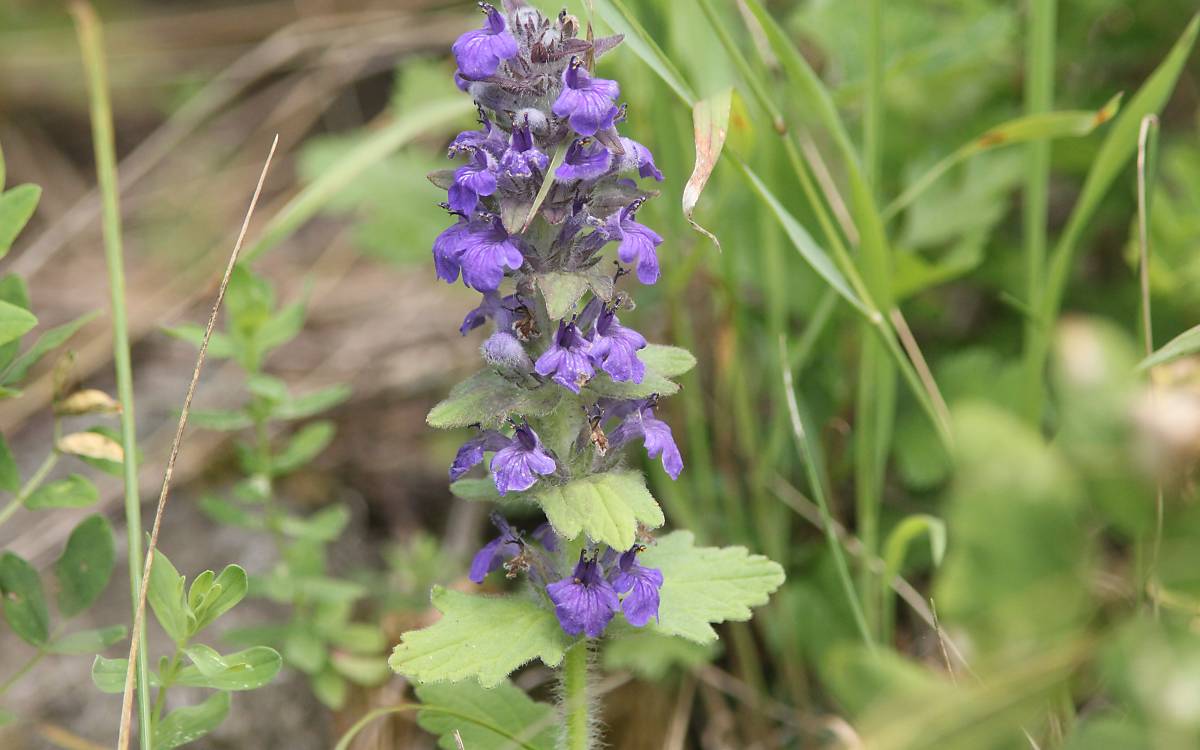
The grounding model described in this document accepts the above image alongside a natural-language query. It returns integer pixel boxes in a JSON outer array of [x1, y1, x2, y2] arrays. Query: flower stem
[[0, 650, 45, 695], [561, 642, 591, 750], [0, 449, 59, 531]]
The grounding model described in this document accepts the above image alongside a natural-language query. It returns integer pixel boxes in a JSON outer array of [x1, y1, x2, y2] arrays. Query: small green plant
[[91, 549, 281, 748], [164, 265, 389, 709]]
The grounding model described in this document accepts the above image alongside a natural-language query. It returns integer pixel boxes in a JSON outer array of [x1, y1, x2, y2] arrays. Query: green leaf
[[1138, 322, 1200, 371], [639, 531, 785, 644], [390, 586, 568, 688], [0, 184, 41, 259], [183, 643, 229, 675], [0, 708, 15, 727], [0, 300, 38, 349], [449, 478, 501, 502], [258, 300, 306, 351], [246, 373, 289, 402], [0, 274, 30, 371], [534, 471, 664, 551], [427, 369, 562, 430], [275, 384, 352, 421], [188, 408, 253, 431], [47, 624, 127, 655], [311, 668, 347, 710], [1044, 13, 1200, 320], [92, 656, 163, 693], [159, 324, 236, 358], [272, 421, 334, 475], [147, 549, 189, 646], [2, 311, 100, 385], [416, 680, 558, 750], [192, 564, 248, 633], [325, 622, 387, 655], [331, 653, 390, 686], [284, 628, 327, 674], [0, 434, 19, 492], [55, 515, 115, 617], [174, 646, 282, 691], [199, 496, 263, 530], [25, 474, 99, 510], [153, 691, 231, 750], [280, 504, 350, 542], [0, 552, 49, 646], [536, 272, 590, 320], [883, 514, 946, 585]]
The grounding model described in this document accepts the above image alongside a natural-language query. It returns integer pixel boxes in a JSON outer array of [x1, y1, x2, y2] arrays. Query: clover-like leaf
[[0, 184, 40, 260], [0, 300, 37, 349], [3, 311, 99, 386], [55, 514, 115, 617], [153, 691, 231, 750], [639, 531, 785, 644], [427, 369, 563, 430], [174, 646, 282, 691], [390, 586, 568, 688], [534, 471, 664, 551], [25, 474, 99, 510], [416, 679, 557, 750], [147, 549, 189, 646], [47, 624, 127, 655], [0, 552, 49, 646]]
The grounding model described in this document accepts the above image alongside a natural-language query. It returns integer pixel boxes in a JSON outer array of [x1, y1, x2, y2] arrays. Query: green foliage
[[153, 691, 231, 750], [25, 474, 98, 510], [415, 680, 557, 750], [55, 514, 115, 617], [426, 368, 563, 430], [390, 586, 568, 688], [602, 625, 716, 680], [535, 470, 664, 550], [0, 552, 49, 646]]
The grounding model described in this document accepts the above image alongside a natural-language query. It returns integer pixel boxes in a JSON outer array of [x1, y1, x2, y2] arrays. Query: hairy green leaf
[[416, 680, 557, 750], [640, 531, 785, 644], [427, 369, 562, 430], [537, 272, 590, 320], [390, 586, 568, 687], [534, 471, 664, 550]]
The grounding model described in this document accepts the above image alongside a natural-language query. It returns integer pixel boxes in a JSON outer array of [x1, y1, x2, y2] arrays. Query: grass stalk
[[1020, 0, 1057, 426], [69, 4, 153, 746]]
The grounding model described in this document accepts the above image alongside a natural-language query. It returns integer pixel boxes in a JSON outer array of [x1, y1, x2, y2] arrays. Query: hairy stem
[[561, 642, 592, 750]]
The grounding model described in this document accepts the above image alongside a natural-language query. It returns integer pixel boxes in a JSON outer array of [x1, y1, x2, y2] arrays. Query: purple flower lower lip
[[534, 321, 595, 393], [556, 138, 612, 182], [610, 545, 663, 627], [589, 307, 647, 383], [608, 202, 663, 285], [452, 4, 519, 80], [448, 150, 498, 214], [547, 552, 620, 638], [469, 513, 522, 584], [608, 400, 684, 480], [458, 218, 525, 292], [490, 423, 556, 495], [449, 429, 510, 482], [552, 58, 620, 136]]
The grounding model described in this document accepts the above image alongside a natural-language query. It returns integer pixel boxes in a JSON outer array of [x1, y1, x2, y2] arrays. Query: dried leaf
[[58, 431, 124, 463], [54, 389, 121, 416]]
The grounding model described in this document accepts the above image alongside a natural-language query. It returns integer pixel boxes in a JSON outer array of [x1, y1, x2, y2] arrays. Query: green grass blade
[[884, 95, 1121, 222], [593, 0, 696, 107], [70, 3, 152, 747], [241, 97, 473, 264]]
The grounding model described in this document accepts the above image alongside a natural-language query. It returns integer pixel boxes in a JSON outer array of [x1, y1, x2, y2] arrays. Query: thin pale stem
[[0, 650, 45, 695], [69, 5, 153, 746], [561, 642, 592, 750], [0, 448, 59, 530]]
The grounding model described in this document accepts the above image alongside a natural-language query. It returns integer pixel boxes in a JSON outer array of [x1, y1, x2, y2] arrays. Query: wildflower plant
[[388, 4, 785, 747]]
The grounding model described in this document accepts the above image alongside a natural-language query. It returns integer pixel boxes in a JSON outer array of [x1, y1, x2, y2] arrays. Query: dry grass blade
[[115, 134, 278, 750]]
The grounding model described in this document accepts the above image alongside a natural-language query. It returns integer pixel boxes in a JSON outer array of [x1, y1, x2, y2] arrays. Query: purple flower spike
[[553, 59, 620, 136], [547, 553, 620, 638], [452, 4, 519, 80], [619, 138, 664, 181], [609, 203, 663, 285], [459, 218, 524, 291], [610, 401, 684, 479], [590, 307, 647, 383], [534, 321, 595, 393], [450, 429, 510, 482], [449, 150, 498, 215], [500, 124, 549, 177], [433, 218, 469, 284], [490, 423, 556, 495], [556, 138, 613, 182], [610, 545, 663, 627], [469, 513, 522, 584]]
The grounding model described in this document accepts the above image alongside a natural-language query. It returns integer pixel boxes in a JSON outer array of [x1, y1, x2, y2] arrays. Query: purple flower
[[449, 114, 508, 158], [490, 423, 556, 495], [459, 218, 524, 291], [449, 429, 510, 482], [433, 217, 469, 284], [589, 307, 646, 383], [610, 545, 663, 627], [619, 137, 664, 181], [606, 202, 663, 285], [610, 400, 683, 479], [448, 150, 498, 214], [555, 138, 612, 182], [534, 322, 594, 393], [547, 553, 620, 638], [532, 522, 559, 553], [469, 513, 522, 583], [500, 124, 549, 177], [452, 4, 518, 80], [552, 59, 620, 136]]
